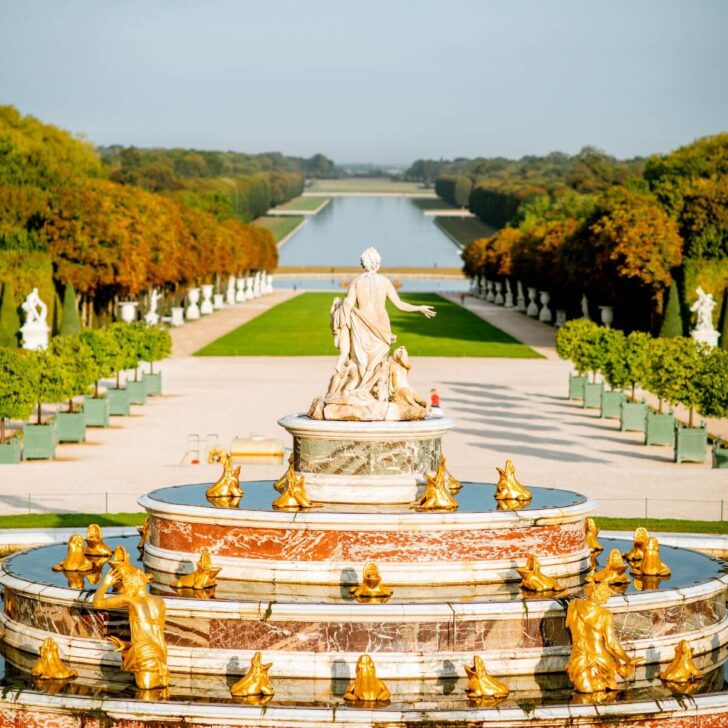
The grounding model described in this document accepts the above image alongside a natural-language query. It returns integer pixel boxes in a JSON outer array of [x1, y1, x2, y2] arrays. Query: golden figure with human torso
[[309, 247, 435, 421]]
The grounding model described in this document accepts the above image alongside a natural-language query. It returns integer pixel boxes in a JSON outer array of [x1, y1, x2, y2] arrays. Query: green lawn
[[194, 293, 539, 357], [436, 217, 497, 247], [411, 198, 455, 211], [276, 196, 328, 211], [306, 178, 434, 194], [253, 216, 304, 242], [595, 517, 728, 535], [0, 512, 147, 530]]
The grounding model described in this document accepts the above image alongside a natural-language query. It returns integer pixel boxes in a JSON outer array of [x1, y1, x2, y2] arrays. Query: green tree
[[0, 282, 20, 348], [698, 347, 728, 420], [59, 283, 81, 336], [659, 283, 683, 337], [138, 326, 172, 373], [49, 334, 94, 412], [110, 323, 141, 387], [555, 319, 602, 379], [623, 331, 652, 398], [26, 350, 71, 425], [599, 328, 628, 390], [719, 289, 728, 353], [79, 329, 123, 398], [0, 349, 34, 442]]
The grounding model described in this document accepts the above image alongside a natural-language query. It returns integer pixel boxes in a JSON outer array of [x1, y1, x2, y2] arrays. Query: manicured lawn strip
[[411, 198, 455, 211], [436, 217, 497, 247], [305, 178, 434, 194], [194, 292, 540, 357], [276, 196, 328, 211], [596, 517, 728, 535], [253, 216, 304, 242], [0, 512, 147, 530]]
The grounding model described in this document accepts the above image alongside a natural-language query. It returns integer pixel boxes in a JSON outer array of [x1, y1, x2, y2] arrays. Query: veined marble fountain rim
[[278, 412, 457, 440], [3, 688, 728, 728], [138, 486, 596, 530]]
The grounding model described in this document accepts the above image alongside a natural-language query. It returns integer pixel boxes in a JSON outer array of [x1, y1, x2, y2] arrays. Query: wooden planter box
[[582, 382, 604, 409], [126, 380, 147, 405], [601, 390, 625, 419], [645, 411, 675, 446], [675, 425, 708, 464], [84, 396, 110, 428], [56, 411, 86, 443], [621, 401, 647, 432], [22, 423, 56, 460], [143, 371, 162, 396], [107, 388, 130, 416], [714, 443, 728, 469], [568, 374, 587, 401], [0, 438, 21, 464]]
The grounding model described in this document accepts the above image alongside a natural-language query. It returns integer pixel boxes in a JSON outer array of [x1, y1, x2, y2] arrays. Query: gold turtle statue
[[174, 548, 221, 590], [343, 654, 391, 704], [230, 651, 275, 699], [630, 537, 671, 577], [494, 459, 531, 502], [52, 534, 94, 573], [84, 523, 113, 558], [464, 655, 509, 699], [31, 637, 78, 681], [516, 554, 563, 593], [350, 562, 393, 602]]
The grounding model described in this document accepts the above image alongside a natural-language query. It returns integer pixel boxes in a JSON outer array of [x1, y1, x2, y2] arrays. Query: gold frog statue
[[494, 459, 531, 502], [52, 534, 94, 573], [464, 655, 509, 700], [84, 523, 113, 558], [272, 469, 320, 510], [32, 637, 78, 681], [630, 537, 671, 577], [343, 654, 391, 704], [349, 562, 393, 602], [174, 548, 221, 590], [206, 449, 243, 500], [230, 651, 275, 700], [659, 640, 703, 685], [516, 554, 563, 593]]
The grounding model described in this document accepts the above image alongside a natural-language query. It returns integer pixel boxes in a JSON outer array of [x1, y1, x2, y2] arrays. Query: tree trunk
[[689, 408, 695, 428], [37, 401, 42, 425], [95, 380, 99, 398], [116, 371, 121, 389], [1, 417, 5, 443], [631, 383, 636, 400], [68, 398, 73, 413]]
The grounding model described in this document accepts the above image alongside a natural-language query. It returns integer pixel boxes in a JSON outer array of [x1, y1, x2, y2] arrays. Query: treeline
[[459, 134, 728, 339], [0, 105, 285, 331]]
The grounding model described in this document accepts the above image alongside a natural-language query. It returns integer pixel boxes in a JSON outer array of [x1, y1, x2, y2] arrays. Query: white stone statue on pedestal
[[186, 288, 201, 320], [515, 281, 527, 311], [494, 281, 504, 305], [266, 273, 274, 294], [308, 247, 435, 422], [145, 289, 160, 325], [526, 287, 539, 317], [245, 276, 254, 300], [236, 277, 247, 303], [504, 279, 514, 308], [691, 287, 720, 347], [200, 284, 214, 315], [599, 306, 614, 328], [538, 291, 552, 323], [555, 310, 567, 328], [580, 294, 591, 320], [486, 280, 495, 302], [226, 275, 236, 306], [20, 288, 49, 351], [253, 272, 262, 298]]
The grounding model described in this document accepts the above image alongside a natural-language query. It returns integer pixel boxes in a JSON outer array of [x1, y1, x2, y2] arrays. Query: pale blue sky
[[1, 0, 726, 163]]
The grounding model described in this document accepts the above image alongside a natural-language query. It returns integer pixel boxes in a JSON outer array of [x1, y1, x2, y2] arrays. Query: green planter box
[[84, 396, 110, 428], [126, 380, 147, 405], [0, 438, 21, 464], [675, 425, 708, 464], [22, 423, 56, 460], [714, 443, 728, 469], [601, 390, 625, 419], [645, 411, 675, 446], [56, 411, 86, 443], [621, 401, 647, 432], [107, 387, 130, 416], [583, 382, 604, 409], [568, 374, 587, 401], [144, 371, 162, 396]]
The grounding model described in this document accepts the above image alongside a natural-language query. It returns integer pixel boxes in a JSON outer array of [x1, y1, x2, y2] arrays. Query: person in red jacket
[[430, 388, 441, 408]]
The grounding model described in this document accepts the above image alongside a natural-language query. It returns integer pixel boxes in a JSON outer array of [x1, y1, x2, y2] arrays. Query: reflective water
[[278, 197, 464, 269], [147, 481, 587, 514], [276, 276, 469, 292]]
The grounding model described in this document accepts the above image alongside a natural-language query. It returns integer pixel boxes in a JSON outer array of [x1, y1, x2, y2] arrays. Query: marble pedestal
[[20, 321, 49, 350], [278, 414, 456, 504]]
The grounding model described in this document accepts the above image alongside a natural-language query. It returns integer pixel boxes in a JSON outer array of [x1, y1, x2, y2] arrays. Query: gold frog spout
[[343, 654, 391, 703], [32, 637, 78, 681], [659, 640, 702, 684], [433, 453, 461, 493], [411, 469, 458, 511], [494, 459, 531, 502], [624, 526, 649, 564], [464, 655, 509, 699], [516, 554, 562, 593], [350, 562, 393, 602], [630, 537, 671, 577], [84, 523, 113, 558], [52, 534, 94, 572], [174, 548, 221, 590], [230, 651, 275, 698], [206, 450, 243, 500], [272, 470, 319, 510], [585, 517, 603, 553], [585, 549, 630, 586], [274, 453, 295, 493]]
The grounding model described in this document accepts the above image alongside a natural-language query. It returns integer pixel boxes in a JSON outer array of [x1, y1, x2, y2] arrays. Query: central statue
[[308, 247, 435, 422]]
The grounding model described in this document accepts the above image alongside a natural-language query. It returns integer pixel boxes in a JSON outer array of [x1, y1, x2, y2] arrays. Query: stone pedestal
[[226, 276, 236, 306], [526, 287, 539, 317], [494, 281, 504, 305], [599, 305, 614, 328], [235, 277, 247, 302], [504, 280, 514, 307], [692, 329, 720, 347], [200, 284, 214, 315], [277, 414, 456, 504], [538, 291, 552, 323], [245, 276, 254, 300], [213, 293, 225, 310], [186, 288, 201, 320], [515, 280, 527, 311], [170, 307, 185, 327], [20, 321, 49, 351], [118, 301, 138, 323]]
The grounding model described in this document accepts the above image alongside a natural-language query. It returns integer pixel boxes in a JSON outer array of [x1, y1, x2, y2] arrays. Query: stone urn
[[200, 284, 214, 315], [236, 277, 247, 303], [226, 276, 236, 306], [526, 287, 539, 317], [515, 281, 527, 312], [599, 306, 614, 328], [538, 291, 552, 323], [266, 274, 274, 294], [504, 280, 514, 308], [555, 309, 567, 328], [186, 288, 201, 320], [213, 293, 225, 310], [170, 307, 185, 327], [245, 277, 255, 300], [486, 280, 495, 303], [494, 281, 504, 305], [118, 301, 138, 324]]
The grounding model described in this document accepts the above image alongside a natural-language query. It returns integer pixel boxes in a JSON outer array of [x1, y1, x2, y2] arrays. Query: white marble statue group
[[308, 248, 435, 422]]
